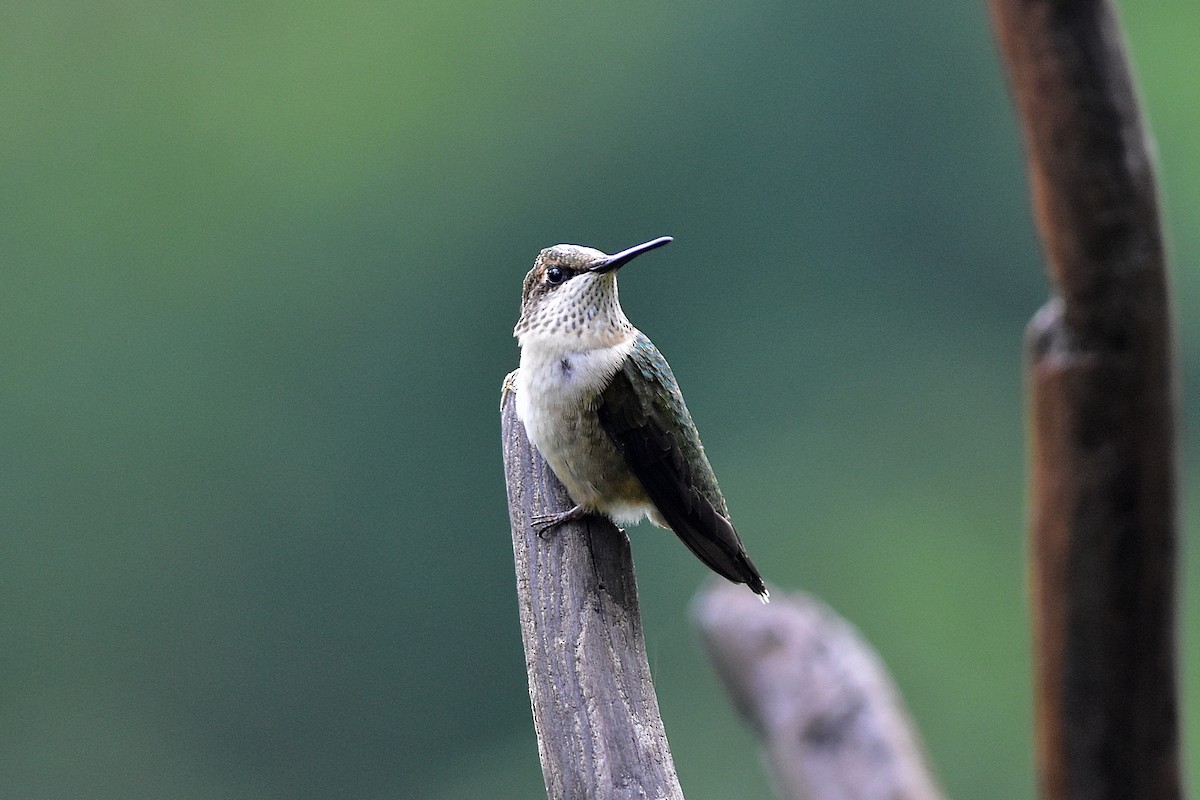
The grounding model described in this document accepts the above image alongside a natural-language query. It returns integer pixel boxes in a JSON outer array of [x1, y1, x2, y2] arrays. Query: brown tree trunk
[[989, 2, 1181, 798]]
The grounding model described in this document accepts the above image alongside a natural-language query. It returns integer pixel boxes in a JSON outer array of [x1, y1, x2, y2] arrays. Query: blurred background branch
[[990, 1, 1182, 798], [694, 585, 946, 800]]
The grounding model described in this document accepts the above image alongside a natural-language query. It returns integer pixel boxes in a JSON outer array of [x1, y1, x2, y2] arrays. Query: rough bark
[[501, 372, 685, 800]]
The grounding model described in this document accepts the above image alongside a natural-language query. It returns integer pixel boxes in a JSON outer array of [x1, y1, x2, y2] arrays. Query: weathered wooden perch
[[501, 373, 685, 800], [990, 2, 1181, 799], [694, 584, 946, 800]]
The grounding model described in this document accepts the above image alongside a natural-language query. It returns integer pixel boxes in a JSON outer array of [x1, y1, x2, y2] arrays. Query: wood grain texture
[[693, 584, 946, 800], [501, 372, 684, 800], [989, 2, 1181, 799]]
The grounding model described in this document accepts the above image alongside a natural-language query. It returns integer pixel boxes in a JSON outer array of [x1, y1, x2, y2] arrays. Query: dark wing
[[596, 343, 766, 596]]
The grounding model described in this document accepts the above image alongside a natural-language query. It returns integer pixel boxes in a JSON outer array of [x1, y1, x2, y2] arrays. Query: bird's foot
[[531, 504, 585, 539]]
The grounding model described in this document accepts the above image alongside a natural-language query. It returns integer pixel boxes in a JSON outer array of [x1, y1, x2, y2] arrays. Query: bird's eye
[[545, 266, 566, 285]]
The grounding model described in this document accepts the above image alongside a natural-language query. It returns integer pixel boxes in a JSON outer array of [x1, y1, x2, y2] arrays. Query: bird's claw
[[531, 505, 585, 539]]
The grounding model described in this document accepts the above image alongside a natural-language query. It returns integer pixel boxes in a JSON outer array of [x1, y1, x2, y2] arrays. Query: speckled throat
[[514, 245, 633, 348]]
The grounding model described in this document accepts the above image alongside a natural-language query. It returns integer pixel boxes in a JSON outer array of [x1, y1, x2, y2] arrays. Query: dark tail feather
[[668, 499, 767, 598]]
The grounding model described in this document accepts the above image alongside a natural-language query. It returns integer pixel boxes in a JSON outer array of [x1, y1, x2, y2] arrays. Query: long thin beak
[[590, 236, 673, 274]]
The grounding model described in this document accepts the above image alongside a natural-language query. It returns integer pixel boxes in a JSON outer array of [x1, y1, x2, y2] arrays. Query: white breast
[[513, 334, 638, 508], [515, 337, 634, 437]]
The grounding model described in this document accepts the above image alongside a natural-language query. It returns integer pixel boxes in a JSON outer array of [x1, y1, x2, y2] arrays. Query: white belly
[[514, 337, 654, 524]]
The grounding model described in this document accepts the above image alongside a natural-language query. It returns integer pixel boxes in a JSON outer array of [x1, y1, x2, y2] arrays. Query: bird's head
[[514, 236, 672, 348]]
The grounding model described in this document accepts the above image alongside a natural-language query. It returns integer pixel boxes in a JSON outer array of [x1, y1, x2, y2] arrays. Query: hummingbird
[[512, 236, 767, 599]]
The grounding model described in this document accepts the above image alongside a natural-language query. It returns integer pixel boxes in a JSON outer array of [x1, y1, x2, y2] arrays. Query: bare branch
[[989, 2, 1181, 798], [693, 584, 946, 800], [501, 373, 685, 800]]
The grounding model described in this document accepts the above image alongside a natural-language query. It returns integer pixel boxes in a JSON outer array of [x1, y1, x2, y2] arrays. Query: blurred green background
[[3, 2, 1196, 798]]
